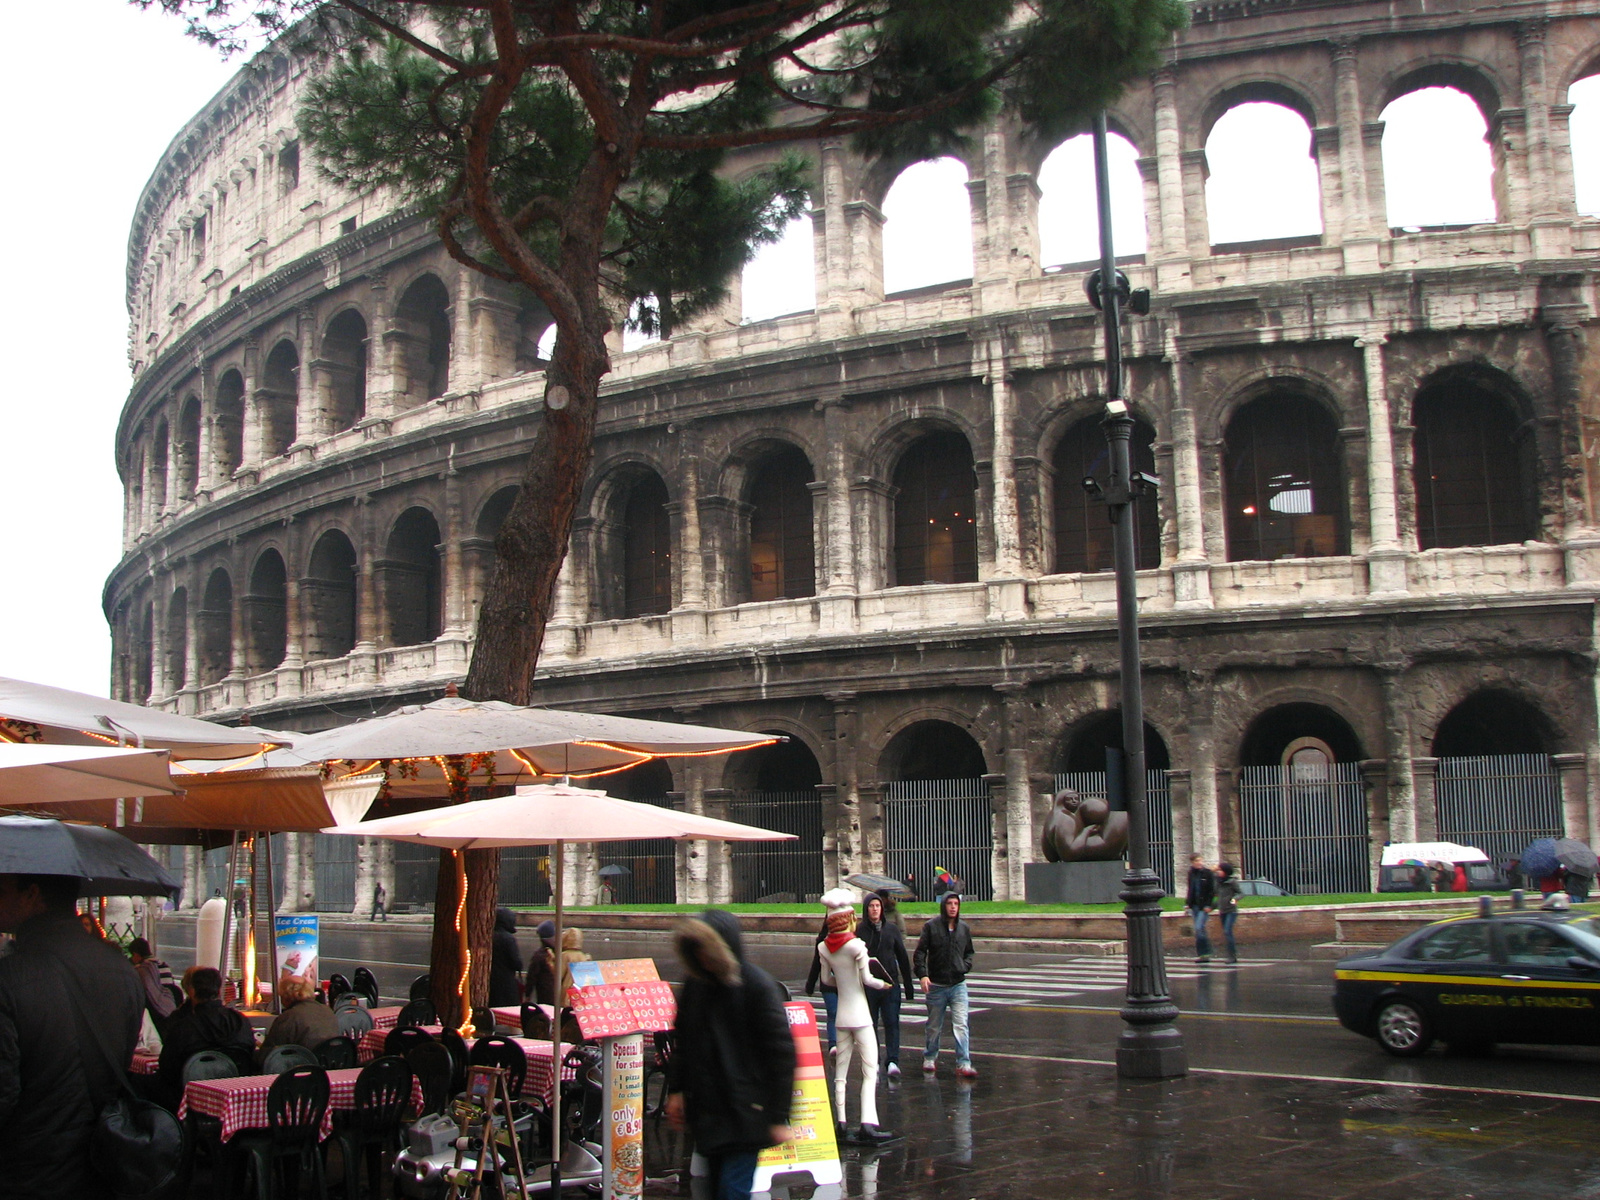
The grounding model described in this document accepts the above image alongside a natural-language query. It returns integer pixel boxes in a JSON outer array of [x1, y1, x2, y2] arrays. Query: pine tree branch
[[332, 0, 476, 73]]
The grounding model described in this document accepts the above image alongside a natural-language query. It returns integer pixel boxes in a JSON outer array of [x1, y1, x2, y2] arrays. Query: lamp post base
[[1117, 865, 1188, 1080], [1116, 1023, 1189, 1079]]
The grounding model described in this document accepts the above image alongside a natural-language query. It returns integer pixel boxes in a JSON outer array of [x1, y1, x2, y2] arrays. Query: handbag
[[51, 957, 185, 1199]]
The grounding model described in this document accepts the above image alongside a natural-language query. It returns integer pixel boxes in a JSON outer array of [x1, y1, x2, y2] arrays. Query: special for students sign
[[750, 1001, 842, 1194]]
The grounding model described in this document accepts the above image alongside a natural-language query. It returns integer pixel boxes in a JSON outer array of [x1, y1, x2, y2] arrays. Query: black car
[[1333, 906, 1600, 1056]]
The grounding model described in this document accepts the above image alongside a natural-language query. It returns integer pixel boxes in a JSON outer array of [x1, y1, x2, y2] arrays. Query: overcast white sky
[[2, 8, 1594, 698]]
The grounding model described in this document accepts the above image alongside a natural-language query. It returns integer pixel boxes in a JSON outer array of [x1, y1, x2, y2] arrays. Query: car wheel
[[1375, 999, 1433, 1057]]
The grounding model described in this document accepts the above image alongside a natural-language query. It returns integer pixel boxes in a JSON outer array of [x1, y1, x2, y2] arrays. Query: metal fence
[[728, 790, 825, 902], [394, 843, 441, 908], [314, 833, 356, 911], [499, 848, 555, 907], [1238, 762, 1370, 894], [884, 778, 994, 901], [1436, 754, 1564, 865], [1054, 770, 1174, 896], [595, 795, 678, 904]]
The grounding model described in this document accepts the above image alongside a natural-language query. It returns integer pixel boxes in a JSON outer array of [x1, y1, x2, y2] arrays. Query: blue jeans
[[923, 981, 970, 1066], [704, 1150, 759, 1200], [1219, 910, 1238, 960], [868, 984, 903, 1065], [1189, 907, 1212, 958], [822, 987, 837, 1048]]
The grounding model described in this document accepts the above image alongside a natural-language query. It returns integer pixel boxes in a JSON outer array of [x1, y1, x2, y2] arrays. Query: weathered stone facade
[[108, 0, 1600, 905]]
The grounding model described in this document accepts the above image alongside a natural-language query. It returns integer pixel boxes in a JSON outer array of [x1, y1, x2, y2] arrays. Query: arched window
[[395, 275, 452, 403], [384, 508, 443, 646], [892, 432, 978, 586], [166, 588, 188, 691], [1432, 691, 1547, 757], [1038, 132, 1147, 267], [213, 370, 245, 479], [1224, 395, 1346, 561], [175, 397, 201, 498], [742, 206, 816, 322], [198, 568, 234, 686], [1380, 87, 1495, 229], [1053, 417, 1159, 573], [1059, 710, 1171, 773], [622, 475, 672, 618], [1412, 377, 1533, 549], [150, 421, 169, 512], [746, 446, 816, 602], [323, 310, 368, 429], [882, 158, 974, 293], [305, 530, 358, 660], [514, 296, 552, 374], [1205, 101, 1322, 244], [261, 340, 299, 458], [1571, 74, 1600, 217], [477, 486, 520, 540], [245, 551, 288, 674], [135, 602, 154, 703]]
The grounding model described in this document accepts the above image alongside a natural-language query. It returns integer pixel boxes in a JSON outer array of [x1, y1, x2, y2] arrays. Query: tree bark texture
[[428, 846, 502, 1029]]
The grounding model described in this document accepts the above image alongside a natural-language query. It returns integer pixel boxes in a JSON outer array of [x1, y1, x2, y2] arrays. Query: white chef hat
[[820, 887, 856, 917]]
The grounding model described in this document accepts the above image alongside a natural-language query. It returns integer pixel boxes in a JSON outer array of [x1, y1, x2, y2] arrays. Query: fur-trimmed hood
[[675, 910, 744, 987]]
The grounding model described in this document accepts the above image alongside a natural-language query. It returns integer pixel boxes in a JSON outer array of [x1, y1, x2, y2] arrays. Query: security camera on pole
[[1084, 110, 1187, 1081]]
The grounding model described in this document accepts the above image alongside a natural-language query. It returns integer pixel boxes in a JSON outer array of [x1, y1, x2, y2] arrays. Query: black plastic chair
[[520, 1004, 551, 1040], [234, 1065, 331, 1200], [383, 1026, 434, 1058], [334, 1055, 414, 1199], [352, 966, 382, 1009], [408, 974, 431, 1003], [261, 1043, 321, 1075], [468, 1034, 527, 1099], [396, 998, 436, 1028], [644, 1030, 675, 1118], [316, 1036, 359, 1071], [436, 1029, 470, 1097], [180, 1049, 240, 1180], [182, 1049, 242, 1085], [405, 1042, 453, 1119], [327, 973, 353, 1004], [336, 1003, 375, 1039]]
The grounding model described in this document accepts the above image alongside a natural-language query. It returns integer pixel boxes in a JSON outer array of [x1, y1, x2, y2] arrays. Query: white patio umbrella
[[327, 781, 796, 1189], [0, 743, 180, 804], [1381, 841, 1490, 865]]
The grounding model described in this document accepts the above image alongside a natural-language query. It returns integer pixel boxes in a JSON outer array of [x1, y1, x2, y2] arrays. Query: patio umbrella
[[0, 743, 179, 804], [1380, 842, 1489, 866], [844, 870, 916, 899], [1520, 838, 1561, 879], [0, 675, 285, 760], [1554, 838, 1598, 878], [0, 815, 181, 898], [326, 781, 794, 1192]]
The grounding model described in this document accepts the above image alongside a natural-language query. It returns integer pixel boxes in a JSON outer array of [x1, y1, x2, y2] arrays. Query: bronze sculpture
[[1040, 788, 1129, 863]]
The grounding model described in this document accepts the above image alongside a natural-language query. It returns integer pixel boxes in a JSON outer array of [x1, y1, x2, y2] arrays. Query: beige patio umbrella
[[326, 781, 796, 1190], [0, 743, 180, 805]]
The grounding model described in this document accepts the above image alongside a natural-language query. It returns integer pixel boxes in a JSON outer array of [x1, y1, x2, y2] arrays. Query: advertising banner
[[750, 1001, 842, 1195], [273, 914, 319, 994], [602, 1032, 645, 1200]]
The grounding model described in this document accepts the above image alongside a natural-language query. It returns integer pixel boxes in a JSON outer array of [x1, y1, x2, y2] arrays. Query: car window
[[1566, 919, 1600, 959], [1502, 922, 1578, 966], [1406, 922, 1492, 962]]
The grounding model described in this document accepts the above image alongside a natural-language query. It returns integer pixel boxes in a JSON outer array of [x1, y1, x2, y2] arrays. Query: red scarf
[[824, 911, 853, 953]]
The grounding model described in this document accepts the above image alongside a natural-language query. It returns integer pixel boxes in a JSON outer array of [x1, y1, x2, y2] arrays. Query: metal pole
[[550, 841, 564, 1195], [219, 831, 240, 984], [264, 832, 281, 1015], [1091, 110, 1187, 1080]]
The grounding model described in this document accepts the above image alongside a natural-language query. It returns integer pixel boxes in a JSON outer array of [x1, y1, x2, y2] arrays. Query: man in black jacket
[[489, 906, 524, 1007], [158, 965, 256, 1104], [666, 909, 796, 1200], [913, 892, 976, 1078], [1185, 853, 1217, 963], [0, 872, 144, 1200]]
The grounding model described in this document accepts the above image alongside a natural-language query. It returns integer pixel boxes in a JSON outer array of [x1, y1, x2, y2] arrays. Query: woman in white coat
[[816, 888, 894, 1144]]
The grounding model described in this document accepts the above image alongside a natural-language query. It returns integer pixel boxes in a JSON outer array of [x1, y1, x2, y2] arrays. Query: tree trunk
[[428, 846, 502, 1028]]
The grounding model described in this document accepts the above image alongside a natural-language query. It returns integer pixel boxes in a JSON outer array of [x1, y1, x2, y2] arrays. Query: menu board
[[569, 978, 677, 1039], [750, 1001, 842, 1194]]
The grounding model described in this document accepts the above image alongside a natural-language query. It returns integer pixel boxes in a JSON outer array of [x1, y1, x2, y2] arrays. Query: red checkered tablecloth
[[355, 1027, 571, 1100], [130, 1052, 160, 1076], [179, 1067, 424, 1143], [369, 1006, 404, 1031]]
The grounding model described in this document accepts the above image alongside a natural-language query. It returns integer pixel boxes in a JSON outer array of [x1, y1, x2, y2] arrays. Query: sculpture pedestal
[[1024, 860, 1125, 904]]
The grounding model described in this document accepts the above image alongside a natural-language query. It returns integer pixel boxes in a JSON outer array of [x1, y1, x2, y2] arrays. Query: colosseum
[[106, 0, 1600, 911]]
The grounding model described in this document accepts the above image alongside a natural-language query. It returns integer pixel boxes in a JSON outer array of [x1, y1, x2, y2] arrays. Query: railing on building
[[1053, 770, 1175, 896], [1238, 762, 1370, 894], [500, 848, 555, 907], [727, 790, 825, 903], [314, 833, 357, 912], [883, 778, 994, 901], [1435, 754, 1564, 866], [595, 795, 677, 904], [394, 843, 441, 909]]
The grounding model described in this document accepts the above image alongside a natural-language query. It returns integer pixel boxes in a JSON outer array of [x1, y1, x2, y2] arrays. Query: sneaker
[[955, 1064, 978, 1078], [1195, 956, 1210, 964], [853, 1124, 899, 1145], [921, 1058, 936, 1073], [829, 1045, 837, 1060], [886, 1062, 901, 1079]]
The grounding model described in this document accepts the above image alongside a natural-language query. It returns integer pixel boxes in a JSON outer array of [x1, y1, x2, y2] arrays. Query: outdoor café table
[[369, 1005, 404, 1031], [130, 1051, 160, 1076], [356, 1026, 571, 1099], [179, 1067, 424, 1143], [491, 1004, 555, 1030]]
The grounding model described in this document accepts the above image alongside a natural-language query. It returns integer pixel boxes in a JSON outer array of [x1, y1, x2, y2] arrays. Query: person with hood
[[858, 893, 915, 1079], [1213, 862, 1242, 965], [914, 891, 976, 1077], [524, 918, 558, 1006], [0, 872, 145, 1200], [490, 906, 524, 1007], [157, 966, 255, 1104], [666, 910, 796, 1200], [817, 889, 893, 1144]]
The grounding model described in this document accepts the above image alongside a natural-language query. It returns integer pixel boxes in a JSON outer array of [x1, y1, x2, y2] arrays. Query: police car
[[1333, 901, 1600, 1056]]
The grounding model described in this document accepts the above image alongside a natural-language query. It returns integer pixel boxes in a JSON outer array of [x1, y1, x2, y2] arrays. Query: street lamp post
[[1086, 110, 1188, 1080]]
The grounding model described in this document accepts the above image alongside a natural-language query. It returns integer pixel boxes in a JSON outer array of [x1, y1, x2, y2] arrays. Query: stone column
[[150, 572, 171, 700], [1179, 149, 1211, 257], [850, 479, 894, 593], [240, 337, 262, 470], [1359, 334, 1408, 594], [1517, 21, 1563, 225], [995, 683, 1035, 901], [827, 692, 863, 880], [813, 141, 855, 338], [1554, 753, 1591, 845], [196, 364, 217, 494], [985, 338, 1022, 579], [678, 768, 712, 907], [350, 506, 380, 684], [1545, 309, 1594, 541], [1167, 353, 1212, 608], [673, 433, 706, 610], [1185, 673, 1220, 862], [1331, 38, 1377, 256], [1151, 68, 1189, 281], [1359, 759, 1389, 888], [294, 305, 320, 446], [1411, 757, 1439, 842], [1378, 667, 1416, 843], [1166, 768, 1194, 879], [182, 567, 203, 708], [820, 399, 856, 594]]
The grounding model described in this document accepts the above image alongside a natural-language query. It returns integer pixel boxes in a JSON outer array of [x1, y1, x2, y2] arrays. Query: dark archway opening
[[728, 737, 826, 902], [305, 531, 358, 660], [176, 398, 201, 498], [151, 423, 169, 513], [1054, 417, 1159, 573], [621, 474, 672, 618], [1224, 394, 1347, 562], [893, 431, 978, 586], [882, 719, 992, 899], [166, 588, 188, 691], [383, 508, 443, 647], [591, 759, 677, 903], [396, 275, 452, 402], [883, 720, 987, 781], [245, 551, 288, 674], [746, 446, 816, 602], [1432, 691, 1548, 757], [1059, 710, 1171, 773], [261, 340, 300, 458], [323, 310, 369, 429], [136, 602, 154, 703], [1413, 376, 1535, 549], [198, 569, 234, 686], [214, 370, 245, 479], [1240, 703, 1363, 767]]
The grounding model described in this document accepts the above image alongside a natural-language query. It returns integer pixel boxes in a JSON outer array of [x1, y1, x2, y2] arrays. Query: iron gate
[[314, 833, 357, 911], [499, 848, 555, 907], [1054, 770, 1174, 896], [595, 795, 678, 904], [728, 790, 825, 902], [1435, 754, 1564, 864], [1238, 762, 1369, 894], [884, 778, 994, 901]]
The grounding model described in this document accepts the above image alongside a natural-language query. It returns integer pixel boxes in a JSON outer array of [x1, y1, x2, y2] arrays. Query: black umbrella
[[597, 864, 631, 877], [844, 871, 917, 899], [1555, 838, 1599, 878], [1520, 838, 1561, 879], [0, 815, 181, 898]]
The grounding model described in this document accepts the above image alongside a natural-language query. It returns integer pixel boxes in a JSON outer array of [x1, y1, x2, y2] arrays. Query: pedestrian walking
[[1185, 853, 1216, 963], [803, 918, 839, 1054], [1214, 862, 1241, 964], [914, 891, 976, 1077], [817, 890, 893, 1143], [858, 893, 915, 1079], [489, 906, 524, 1007], [666, 910, 796, 1200], [0, 872, 145, 1200], [372, 880, 388, 921]]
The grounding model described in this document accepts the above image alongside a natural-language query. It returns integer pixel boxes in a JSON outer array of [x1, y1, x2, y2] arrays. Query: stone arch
[[890, 428, 979, 586], [213, 369, 245, 479], [260, 339, 300, 458], [244, 548, 288, 674], [1204, 93, 1323, 244], [512, 292, 554, 374], [198, 566, 234, 686], [590, 463, 675, 620], [175, 395, 201, 498], [1048, 412, 1160, 574], [878, 716, 990, 781], [304, 527, 359, 661], [1221, 384, 1349, 562], [1377, 61, 1503, 125], [475, 484, 521, 540], [739, 441, 816, 604], [322, 308, 369, 429], [1197, 79, 1320, 148], [1238, 701, 1365, 766], [1430, 689, 1555, 758], [1037, 128, 1149, 267], [165, 586, 188, 691], [383, 506, 443, 646], [880, 156, 975, 294], [1379, 82, 1496, 229], [150, 419, 169, 512], [1054, 708, 1171, 773], [394, 272, 452, 404], [721, 732, 825, 792], [862, 407, 987, 481]]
